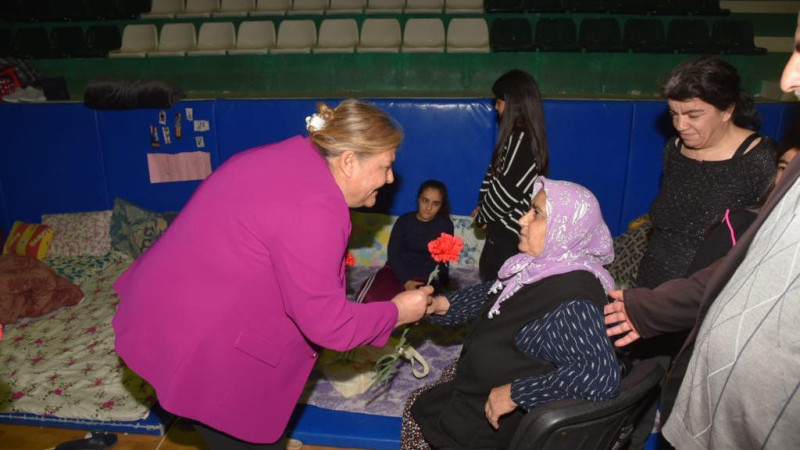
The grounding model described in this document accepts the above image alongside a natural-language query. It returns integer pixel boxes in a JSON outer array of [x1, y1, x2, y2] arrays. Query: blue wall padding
[[0, 174, 8, 235], [372, 100, 496, 216], [213, 99, 497, 216], [545, 100, 636, 234], [96, 100, 219, 213], [620, 101, 675, 233], [2, 99, 800, 237], [0, 103, 109, 225], [215, 99, 325, 162]]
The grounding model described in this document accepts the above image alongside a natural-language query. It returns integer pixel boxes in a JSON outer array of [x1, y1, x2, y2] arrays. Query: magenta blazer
[[113, 136, 398, 443]]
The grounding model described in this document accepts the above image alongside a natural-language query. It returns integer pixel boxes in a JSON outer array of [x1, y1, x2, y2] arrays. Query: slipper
[[55, 431, 118, 450]]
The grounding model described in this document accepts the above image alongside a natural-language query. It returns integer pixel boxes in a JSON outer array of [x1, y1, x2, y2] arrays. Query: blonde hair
[[308, 99, 403, 160]]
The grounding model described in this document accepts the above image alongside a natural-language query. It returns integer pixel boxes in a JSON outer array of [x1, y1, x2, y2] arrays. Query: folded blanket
[[0, 255, 84, 324]]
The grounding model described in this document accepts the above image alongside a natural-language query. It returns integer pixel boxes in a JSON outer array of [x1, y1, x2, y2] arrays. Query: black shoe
[[55, 431, 118, 450]]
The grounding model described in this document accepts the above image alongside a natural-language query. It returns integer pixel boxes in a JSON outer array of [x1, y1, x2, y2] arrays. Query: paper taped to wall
[[147, 151, 211, 183]]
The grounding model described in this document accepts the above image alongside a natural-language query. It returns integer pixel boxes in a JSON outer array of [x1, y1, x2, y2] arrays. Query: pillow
[[110, 198, 171, 259], [605, 222, 652, 290], [42, 210, 113, 257], [0, 254, 84, 324], [2, 221, 54, 260]]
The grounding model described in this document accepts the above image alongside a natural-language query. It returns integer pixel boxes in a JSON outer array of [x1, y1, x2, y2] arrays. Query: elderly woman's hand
[[603, 290, 641, 347], [391, 286, 434, 327], [426, 295, 450, 316], [485, 383, 517, 430]]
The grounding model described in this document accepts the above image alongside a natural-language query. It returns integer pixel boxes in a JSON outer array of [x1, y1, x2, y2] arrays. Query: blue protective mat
[[289, 404, 401, 450], [287, 404, 664, 450], [0, 401, 664, 448], [0, 403, 173, 436]]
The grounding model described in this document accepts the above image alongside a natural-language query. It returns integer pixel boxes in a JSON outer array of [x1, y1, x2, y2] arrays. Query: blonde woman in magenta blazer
[[112, 100, 432, 449]]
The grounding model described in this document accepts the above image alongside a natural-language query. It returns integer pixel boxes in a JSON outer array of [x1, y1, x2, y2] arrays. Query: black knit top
[[636, 133, 776, 289]]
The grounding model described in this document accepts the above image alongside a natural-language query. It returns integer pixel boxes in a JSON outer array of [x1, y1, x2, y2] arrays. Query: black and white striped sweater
[[475, 129, 540, 235]]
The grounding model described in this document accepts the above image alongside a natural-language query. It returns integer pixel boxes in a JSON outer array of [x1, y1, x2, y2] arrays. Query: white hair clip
[[305, 114, 326, 132]]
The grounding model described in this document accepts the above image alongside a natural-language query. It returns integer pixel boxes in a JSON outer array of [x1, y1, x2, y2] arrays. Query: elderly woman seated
[[402, 177, 621, 449]]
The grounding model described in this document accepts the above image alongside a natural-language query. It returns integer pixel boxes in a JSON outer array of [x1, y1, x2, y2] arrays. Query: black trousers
[[193, 421, 286, 450], [479, 223, 519, 282]]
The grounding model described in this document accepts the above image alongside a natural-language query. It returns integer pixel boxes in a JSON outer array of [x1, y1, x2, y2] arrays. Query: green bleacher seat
[[689, 0, 727, 15], [86, 0, 126, 20], [653, 0, 692, 15], [579, 18, 624, 52], [14, 27, 56, 58], [656, 0, 726, 16], [668, 19, 716, 54], [51, 26, 91, 57], [118, 0, 152, 18], [62, 0, 91, 21], [524, 0, 564, 13], [534, 17, 579, 52], [611, 0, 658, 15], [713, 19, 766, 55], [86, 25, 123, 57], [623, 18, 669, 53], [564, 0, 606, 13], [29, 0, 59, 21], [490, 17, 535, 51], [485, 0, 525, 13]]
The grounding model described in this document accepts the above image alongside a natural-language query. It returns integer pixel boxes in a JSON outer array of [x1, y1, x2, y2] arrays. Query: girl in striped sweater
[[474, 70, 550, 282]]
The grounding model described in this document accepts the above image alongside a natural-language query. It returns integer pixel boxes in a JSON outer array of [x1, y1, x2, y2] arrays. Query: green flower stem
[[370, 327, 410, 389], [369, 263, 442, 390]]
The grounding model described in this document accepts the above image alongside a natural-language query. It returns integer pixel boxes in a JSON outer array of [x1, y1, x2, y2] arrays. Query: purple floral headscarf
[[487, 177, 615, 318]]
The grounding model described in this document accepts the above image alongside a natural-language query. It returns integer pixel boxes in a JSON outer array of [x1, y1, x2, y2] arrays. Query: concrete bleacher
[[0, 0, 797, 99]]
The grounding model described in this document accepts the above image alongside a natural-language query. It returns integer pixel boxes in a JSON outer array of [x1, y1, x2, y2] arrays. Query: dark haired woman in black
[[635, 56, 777, 289], [473, 69, 549, 282]]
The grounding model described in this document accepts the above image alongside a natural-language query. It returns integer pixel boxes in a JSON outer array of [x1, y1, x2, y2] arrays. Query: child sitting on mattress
[[356, 180, 454, 302]]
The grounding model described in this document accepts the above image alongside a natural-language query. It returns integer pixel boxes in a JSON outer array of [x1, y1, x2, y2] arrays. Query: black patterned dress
[[636, 133, 776, 289], [401, 272, 620, 449]]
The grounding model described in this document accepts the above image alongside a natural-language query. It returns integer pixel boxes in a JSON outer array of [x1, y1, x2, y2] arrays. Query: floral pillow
[[451, 216, 484, 268], [42, 210, 113, 257], [605, 222, 652, 289], [349, 211, 395, 267], [110, 198, 171, 259]]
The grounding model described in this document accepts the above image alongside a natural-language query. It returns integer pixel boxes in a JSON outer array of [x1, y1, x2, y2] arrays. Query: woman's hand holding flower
[[372, 233, 461, 388], [392, 285, 434, 327]]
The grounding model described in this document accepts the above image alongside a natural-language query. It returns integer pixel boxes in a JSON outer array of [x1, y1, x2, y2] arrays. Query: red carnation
[[427, 233, 463, 264]]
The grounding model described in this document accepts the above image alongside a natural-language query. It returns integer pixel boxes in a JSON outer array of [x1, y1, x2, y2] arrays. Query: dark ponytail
[[491, 69, 549, 175]]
